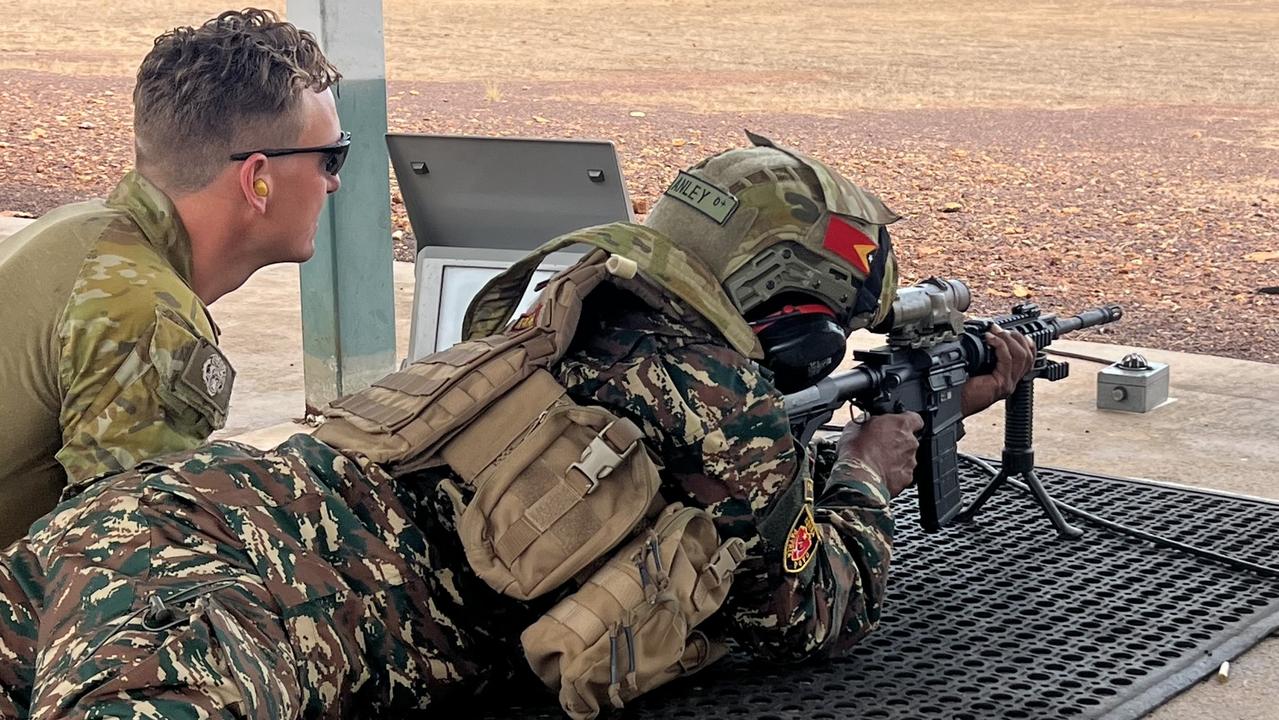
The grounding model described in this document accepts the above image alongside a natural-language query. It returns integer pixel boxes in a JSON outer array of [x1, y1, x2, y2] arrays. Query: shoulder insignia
[[783, 503, 819, 574], [179, 339, 235, 413]]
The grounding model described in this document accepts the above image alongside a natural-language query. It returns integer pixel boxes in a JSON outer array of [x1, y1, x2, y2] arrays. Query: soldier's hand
[[836, 412, 924, 498], [961, 325, 1036, 416]]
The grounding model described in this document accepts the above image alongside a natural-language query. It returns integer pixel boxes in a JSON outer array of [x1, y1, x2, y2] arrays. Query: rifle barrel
[[1052, 305, 1124, 337], [784, 302, 1124, 421]]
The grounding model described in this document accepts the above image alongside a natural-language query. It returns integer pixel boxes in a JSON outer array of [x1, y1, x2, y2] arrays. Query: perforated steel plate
[[482, 459, 1279, 719]]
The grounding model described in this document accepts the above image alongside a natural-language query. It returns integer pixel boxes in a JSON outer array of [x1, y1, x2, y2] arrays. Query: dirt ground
[[2, 0, 1277, 361]]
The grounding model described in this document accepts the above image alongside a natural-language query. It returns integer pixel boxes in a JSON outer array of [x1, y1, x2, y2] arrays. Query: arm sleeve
[[583, 340, 895, 663], [56, 280, 225, 490]]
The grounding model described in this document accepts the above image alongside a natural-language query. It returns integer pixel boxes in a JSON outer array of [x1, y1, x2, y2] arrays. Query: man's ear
[[237, 155, 271, 214]]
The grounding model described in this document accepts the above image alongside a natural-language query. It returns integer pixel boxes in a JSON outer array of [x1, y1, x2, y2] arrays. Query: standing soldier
[[0, 134, 1033, 718], [0, 8, 347, 545]]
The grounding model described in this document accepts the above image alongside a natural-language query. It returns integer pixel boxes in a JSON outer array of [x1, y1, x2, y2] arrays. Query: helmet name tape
[[663, 170, 740, 225]]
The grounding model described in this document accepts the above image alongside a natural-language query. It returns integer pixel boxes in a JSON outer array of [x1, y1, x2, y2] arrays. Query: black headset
[[747, 301, 848, 394]]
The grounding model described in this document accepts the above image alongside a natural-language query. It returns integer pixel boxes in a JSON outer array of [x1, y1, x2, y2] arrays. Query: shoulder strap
[[462, 222, 764, 360]]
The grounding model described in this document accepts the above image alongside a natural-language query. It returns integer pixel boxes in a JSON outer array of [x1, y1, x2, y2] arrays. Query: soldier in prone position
[[0, 134, 1031, 719]]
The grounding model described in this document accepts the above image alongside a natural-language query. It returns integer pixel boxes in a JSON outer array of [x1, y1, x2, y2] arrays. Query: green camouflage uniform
[[0, 171, 233, 545], [556, 280, 893, 661]]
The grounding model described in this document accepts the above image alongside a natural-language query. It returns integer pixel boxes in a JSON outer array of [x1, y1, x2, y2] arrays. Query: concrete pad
[[0, 216, 34, 240], [226, 420, 315, 449], [208, 260, 417, 439]]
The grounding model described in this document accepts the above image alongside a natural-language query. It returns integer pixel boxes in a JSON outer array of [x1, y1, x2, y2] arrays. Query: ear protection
[[253, 179, 270, 197], [748, 303, 847, 393]]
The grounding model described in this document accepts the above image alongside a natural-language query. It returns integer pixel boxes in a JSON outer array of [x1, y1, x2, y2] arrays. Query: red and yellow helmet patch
[[822, 215, 878, 278]]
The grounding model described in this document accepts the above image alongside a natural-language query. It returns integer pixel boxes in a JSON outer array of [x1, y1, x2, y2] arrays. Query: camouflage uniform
[[555, 280, 894, 661], [0, 288, 892, 718], [0, 436, 496, 719], [0, 171, 233, 546], [0, 136, 898, 715]]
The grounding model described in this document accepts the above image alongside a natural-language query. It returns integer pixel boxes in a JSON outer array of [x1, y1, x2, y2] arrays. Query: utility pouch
[[442, 369, 664, 600], [521, 503, 747, 719]]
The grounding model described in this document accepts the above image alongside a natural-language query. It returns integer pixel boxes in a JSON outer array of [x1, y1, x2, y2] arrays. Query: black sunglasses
[[229, 131, 352, 175]]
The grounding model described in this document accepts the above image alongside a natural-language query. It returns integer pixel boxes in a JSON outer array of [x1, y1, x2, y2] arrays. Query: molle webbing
[[315, 258, 613, 473]]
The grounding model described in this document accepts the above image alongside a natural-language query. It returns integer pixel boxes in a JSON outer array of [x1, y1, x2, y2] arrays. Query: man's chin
[[265, 245, 316, 268], [295, 235, 317, 263]]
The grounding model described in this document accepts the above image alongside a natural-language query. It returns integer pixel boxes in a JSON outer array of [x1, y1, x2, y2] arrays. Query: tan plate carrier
[[316, 237, 749, 718]]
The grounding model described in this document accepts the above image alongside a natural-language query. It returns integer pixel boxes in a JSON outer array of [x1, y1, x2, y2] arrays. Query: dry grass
[[2, 0, 1276, 111]]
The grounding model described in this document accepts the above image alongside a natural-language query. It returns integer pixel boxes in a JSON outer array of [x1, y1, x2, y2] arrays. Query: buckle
[[570, 421, 636, 494], [703, 537, 748, 587]]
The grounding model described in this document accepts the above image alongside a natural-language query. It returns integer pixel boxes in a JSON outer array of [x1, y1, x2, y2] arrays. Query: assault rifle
[[783, 278, 1122, 535]]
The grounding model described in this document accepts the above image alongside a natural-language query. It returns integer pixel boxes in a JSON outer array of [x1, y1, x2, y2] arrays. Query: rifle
[[783, 278, 1122, 533]]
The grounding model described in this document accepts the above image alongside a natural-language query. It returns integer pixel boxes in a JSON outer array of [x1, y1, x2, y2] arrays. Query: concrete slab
[[0, 216, 34, 240], [208, 260, 417, 439], [4, 213, 1276, 717]]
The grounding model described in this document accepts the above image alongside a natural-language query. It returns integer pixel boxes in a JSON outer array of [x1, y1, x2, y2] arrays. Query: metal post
[[288, 0, 395, 413]]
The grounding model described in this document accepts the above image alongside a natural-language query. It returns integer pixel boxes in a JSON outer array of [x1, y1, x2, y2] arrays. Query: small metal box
[[1097, 353, 1169, 413]]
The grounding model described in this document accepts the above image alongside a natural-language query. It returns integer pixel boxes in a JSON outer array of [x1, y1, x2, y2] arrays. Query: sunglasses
[[229, 131, 352, 175]]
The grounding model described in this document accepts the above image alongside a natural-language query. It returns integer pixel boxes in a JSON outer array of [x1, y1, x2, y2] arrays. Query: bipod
[[957, 355, 1084, 539]]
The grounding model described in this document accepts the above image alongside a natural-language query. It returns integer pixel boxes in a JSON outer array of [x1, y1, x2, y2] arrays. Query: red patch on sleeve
[[783, 505, 820, 573]]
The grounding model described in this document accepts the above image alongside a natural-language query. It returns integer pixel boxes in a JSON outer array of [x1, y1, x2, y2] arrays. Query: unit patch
[[663, 170, 740, 225], [177, 338, 235, 424], [783, 504, 820, 574], [202, 354, 229, 397]]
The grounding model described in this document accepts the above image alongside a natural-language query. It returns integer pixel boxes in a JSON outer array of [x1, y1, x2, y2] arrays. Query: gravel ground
[[2, 71, 1276, 362]]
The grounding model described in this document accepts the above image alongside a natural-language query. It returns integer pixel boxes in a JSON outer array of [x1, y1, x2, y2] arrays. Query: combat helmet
[[644, 131, 901, 390]]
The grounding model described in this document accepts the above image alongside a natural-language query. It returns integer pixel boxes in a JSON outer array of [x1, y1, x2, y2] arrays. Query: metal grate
[[482, 459, 1279, 719]]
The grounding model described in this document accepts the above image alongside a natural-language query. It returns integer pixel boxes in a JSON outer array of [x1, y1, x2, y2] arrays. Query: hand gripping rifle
[[783, 278, 1123, 535]]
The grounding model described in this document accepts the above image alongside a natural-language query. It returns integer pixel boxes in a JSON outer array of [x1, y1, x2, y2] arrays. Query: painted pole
[[288, 0, 396, 413]]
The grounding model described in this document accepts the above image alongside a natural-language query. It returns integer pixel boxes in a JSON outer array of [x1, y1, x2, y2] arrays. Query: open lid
[[387, 133, 634, 253]]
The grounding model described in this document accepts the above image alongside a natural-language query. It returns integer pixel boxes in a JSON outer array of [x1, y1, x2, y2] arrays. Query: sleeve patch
[[783, 504, 819, 574], [180, 340, 234, 416], [152, 306, 234, 429]]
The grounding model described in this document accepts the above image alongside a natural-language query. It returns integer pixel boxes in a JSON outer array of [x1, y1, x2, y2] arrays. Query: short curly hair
[[133, 8, 342, 193]]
